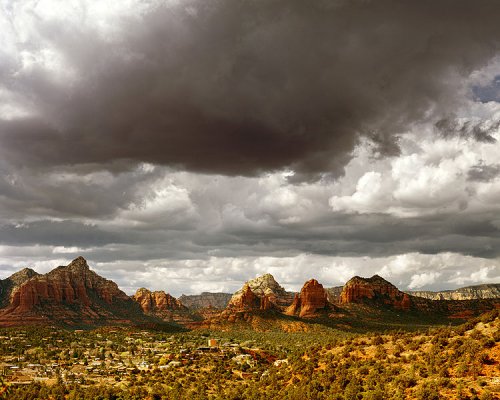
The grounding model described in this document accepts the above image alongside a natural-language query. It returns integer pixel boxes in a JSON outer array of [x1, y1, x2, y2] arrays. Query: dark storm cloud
[[435, 118, 499, 143], [467, 163, 500, 182], [0, 220, 120, 247], [2, 0, 500, 179], [19, 211, 498, 262]]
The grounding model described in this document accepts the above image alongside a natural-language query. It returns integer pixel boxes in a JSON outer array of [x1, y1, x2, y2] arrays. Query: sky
[[1, 0, 500, 296]]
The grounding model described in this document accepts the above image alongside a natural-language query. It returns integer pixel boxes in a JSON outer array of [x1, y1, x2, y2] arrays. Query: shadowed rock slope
[[0, 267, 39, 308]]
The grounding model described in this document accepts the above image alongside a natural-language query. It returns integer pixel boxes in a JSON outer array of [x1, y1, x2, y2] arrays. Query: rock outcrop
[[409, 284, 500, 301], [132, 288, 196, 325], [226, 274, 295, 311], [0, 257, 151, 327], [340, 275, 412, 310], [134, 288, 185, 313], [227, 284, 261, 311], [285, 279, 328, 318], [178, 292, 232, 309]]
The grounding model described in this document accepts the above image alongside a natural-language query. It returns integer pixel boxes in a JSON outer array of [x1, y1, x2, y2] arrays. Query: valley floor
[[0, 311, 499, 400]]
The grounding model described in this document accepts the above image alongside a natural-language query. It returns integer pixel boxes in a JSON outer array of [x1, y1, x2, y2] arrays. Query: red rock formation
[[260, 294, 272, 311], [7, 257, 128, 313], [340, 275, 411, 310], [132, 288, 194, 324], [285, 294, 301, 316], [399, 293, 412, 311], [0, 257, 148, 327], [285, 279, 328, 318], [227, 274, 294, 311], [133, 288, 185, 313], [227, 284, 261, 311]]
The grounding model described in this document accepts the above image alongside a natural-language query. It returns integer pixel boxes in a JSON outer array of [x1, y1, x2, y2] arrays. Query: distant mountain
[[178, 292, 232, 309], [0, 257, 162, 328], [0, 267, 39, 308], [409, 283, 500, 300]]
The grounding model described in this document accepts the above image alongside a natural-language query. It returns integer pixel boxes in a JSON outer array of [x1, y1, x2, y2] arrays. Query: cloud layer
[[2, 0, 500, 178], [1, 1, 500, 295]]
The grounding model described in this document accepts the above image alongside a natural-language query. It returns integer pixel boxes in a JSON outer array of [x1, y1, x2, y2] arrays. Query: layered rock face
[[409, 284, 500, 301], [227, 284, 262, 311], [134, 288, 185, 313], [285, 279, 328, 318], [340, 275, 412, 310], [178, 292, 232, 309], [227, 274, 294, 311], [132, 288, 193, 324], [0, 257, 147, 326]]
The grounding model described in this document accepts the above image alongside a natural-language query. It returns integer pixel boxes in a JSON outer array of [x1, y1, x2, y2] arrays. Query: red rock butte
[[340, 275, 411, 310], [285, 279, 328, 318]]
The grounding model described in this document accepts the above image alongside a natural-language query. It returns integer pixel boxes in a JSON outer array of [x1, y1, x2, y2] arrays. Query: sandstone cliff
[[0, 257, 151, 327], [226, 284, 262, 311], [285, 279, 329, 318], [132, 288, 196, 325]]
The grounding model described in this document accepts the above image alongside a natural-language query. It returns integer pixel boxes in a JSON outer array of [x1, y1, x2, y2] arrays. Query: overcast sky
[[1, 0, 500, 296]]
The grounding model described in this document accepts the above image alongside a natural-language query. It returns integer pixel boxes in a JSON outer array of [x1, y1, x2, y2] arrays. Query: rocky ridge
[[178, 292, 232, 309], [409, 284, 500, 301]]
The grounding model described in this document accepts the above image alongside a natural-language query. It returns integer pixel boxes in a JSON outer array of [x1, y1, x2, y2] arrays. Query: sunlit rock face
[[132, 287, 195, 325], [227, 274, 295, 311], [226, 284, 261, 311], [285, 279, 328, 318], [0, 257, 146, 327]]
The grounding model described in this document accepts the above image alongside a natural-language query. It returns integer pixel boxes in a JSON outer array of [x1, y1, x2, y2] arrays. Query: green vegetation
[[1, 310, 499, 399]]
